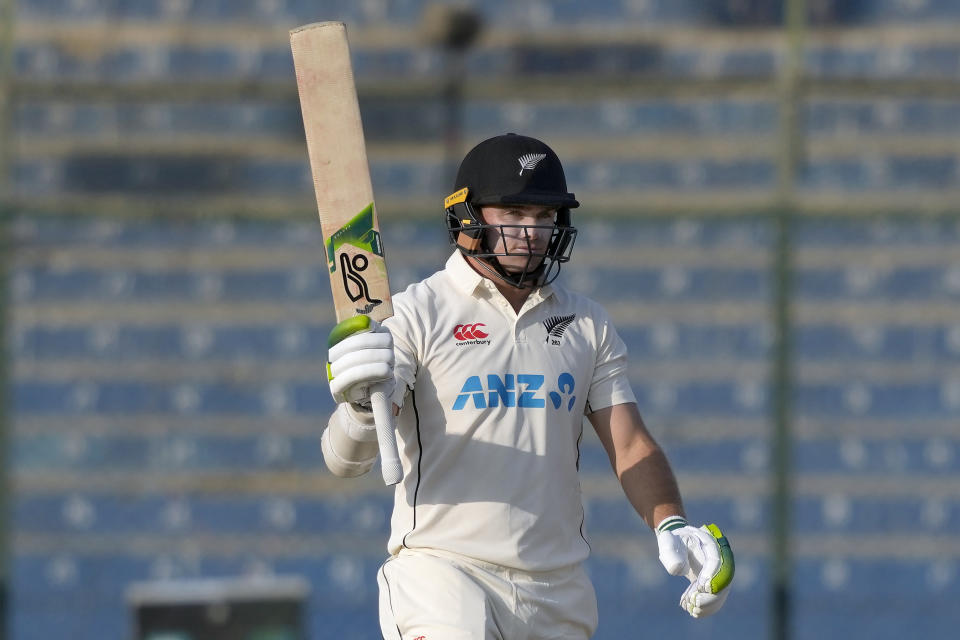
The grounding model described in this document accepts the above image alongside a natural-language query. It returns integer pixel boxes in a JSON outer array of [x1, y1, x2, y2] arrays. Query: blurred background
[[1, 0, 959, 638]]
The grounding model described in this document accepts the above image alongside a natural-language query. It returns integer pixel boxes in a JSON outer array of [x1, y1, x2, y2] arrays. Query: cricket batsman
[[321, 133, 735, 638]]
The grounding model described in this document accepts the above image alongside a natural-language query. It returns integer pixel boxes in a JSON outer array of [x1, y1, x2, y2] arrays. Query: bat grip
[[370, 383, 402, 485]]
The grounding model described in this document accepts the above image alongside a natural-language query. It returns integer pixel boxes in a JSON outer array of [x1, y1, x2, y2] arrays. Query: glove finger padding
[[656, 519, 735, 619], [328, 348, 395, 381], [680, 585, 730, 619], [675, 526, 721, 588], [328, 329, 393, 363], [327, 317, 395, 406], [328, 358, 394, 405]]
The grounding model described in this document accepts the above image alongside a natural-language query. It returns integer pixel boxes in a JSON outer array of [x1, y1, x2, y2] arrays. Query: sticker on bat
[[326, 203, 385, 315], [340, 252, 382, 313], [326, 203, 384, 272]]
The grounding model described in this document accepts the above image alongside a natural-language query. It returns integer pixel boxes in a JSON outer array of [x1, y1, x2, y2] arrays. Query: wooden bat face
[[290, 22, 393, 323]]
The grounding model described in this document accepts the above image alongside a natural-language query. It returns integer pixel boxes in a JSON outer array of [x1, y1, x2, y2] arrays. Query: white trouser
[[377, 548, 598, 640]]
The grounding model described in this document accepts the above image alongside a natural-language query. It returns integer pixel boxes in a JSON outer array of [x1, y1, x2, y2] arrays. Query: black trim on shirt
[[378, 561, 403, 639], [576, 416, 591, 552], [401, 390, 422, 549]]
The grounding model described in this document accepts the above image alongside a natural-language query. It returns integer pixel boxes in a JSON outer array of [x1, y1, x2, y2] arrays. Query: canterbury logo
[[454, 323, 488, 340], [543, 314, 575, 342], [518, 153, 547, 175]]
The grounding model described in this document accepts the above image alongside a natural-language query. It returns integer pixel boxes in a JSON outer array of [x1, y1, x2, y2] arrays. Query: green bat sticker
[[326, 203, 384, 273]]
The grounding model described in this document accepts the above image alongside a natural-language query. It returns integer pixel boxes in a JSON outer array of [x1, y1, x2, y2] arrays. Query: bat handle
[[370, 383, 402, 485]]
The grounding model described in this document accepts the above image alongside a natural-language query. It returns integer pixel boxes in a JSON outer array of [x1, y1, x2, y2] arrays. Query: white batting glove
[[327, 316, 394, 409], [656, 516, 735, 619]]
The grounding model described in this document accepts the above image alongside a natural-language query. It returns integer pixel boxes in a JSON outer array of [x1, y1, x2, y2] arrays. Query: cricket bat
[[290, 21, 402, 485]]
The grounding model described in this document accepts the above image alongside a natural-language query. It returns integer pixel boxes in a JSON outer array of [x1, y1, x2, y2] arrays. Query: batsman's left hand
[[656, 516, 735, 618]]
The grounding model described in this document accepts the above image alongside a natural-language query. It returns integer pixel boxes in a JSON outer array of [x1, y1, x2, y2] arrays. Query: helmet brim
[[474, 189, 580, 209]]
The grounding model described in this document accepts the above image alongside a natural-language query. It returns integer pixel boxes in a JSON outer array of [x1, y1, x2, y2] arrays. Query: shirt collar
[[445, 250, 486, 296], [444, 250, 555, 303]]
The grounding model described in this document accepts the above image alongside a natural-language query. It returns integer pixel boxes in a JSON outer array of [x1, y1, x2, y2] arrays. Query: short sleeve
[[586, 309, 636, 413]]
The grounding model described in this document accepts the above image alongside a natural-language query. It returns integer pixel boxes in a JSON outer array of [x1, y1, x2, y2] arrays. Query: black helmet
[[444, 133, 578, 288]]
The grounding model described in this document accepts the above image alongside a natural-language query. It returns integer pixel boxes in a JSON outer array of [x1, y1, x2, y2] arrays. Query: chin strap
[[471, 255, 544, 290]]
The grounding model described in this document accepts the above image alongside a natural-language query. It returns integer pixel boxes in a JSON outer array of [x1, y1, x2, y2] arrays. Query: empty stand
[[5, 1, 960, 638], [8, 212, 959, 638]]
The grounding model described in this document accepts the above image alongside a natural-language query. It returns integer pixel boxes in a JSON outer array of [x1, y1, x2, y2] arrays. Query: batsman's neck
[[466, 256, 534, 314], [496, 280, 535, 314]]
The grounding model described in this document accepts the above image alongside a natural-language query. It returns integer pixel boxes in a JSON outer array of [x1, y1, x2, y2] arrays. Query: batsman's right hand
[[327, 316, 394, 409], [656, 516, 735, 619]]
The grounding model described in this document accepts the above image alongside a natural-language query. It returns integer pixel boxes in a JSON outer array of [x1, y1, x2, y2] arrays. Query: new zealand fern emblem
[[518, 153, 547, 175], [543, 314, 576, 344]]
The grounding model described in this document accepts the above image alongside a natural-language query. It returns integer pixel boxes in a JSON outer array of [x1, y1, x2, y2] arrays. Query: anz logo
[[452, 373, 577, 412]]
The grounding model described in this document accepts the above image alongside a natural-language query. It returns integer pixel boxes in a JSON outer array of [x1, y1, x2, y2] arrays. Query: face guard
[[445, 190, 577, 288]]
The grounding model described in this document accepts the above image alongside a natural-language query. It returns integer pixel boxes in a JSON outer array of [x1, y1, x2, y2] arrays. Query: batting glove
[[656, 516, 735, 619], [327, 316, 394, 409]]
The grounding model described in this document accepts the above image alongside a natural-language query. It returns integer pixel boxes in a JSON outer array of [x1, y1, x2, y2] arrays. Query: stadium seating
[[15, 31, 960, 82], [6, 1, 960, 638], [18, 0, 960, 28], [18, 97, 960, 147], [9, 213, 959, 638], [16, 152, 960, 199]]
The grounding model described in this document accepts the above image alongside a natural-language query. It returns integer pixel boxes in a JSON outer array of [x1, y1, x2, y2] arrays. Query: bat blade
[[291, 22, 401, 485], [290, 21, 392, 323]]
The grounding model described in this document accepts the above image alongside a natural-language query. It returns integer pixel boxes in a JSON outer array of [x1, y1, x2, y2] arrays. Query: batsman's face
[[480, 205, 558, 273]]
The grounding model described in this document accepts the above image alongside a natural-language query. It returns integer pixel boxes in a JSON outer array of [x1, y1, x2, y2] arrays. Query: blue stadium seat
[[899, 99, 960, 133], [795, 556, 958, 597], [13, 431, 328, 472], [793, 494, 960, 532], [795, 325, 960, 361], [13, 552, 149, 600], [806, 42, 960, 79], [631, 381, 770, 418], [13, 380, 336, 416], [795, 264, 959, 299], [841, 0, 960, 25], [795, 382, 953, 419], [794, 216, 960, 245], [369, 158, 445, 195], [14, 493, 393, 535], [887, 155, 959, 188], [16, 102, 115, 137], [792, 558, 959, 637], [617, 324, 771, 360], [794, 438, 960, 474], [563, 266, 768, 301], [466, 99, 778, 137], [806, 98, 960, 135], [800, 157, 881, 191]]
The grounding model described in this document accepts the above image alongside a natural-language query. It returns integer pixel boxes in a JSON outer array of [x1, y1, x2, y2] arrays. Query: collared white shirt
[[383, 250, 636, 571]]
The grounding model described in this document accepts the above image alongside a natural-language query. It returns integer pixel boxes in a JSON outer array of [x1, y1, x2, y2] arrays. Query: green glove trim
[[327, 315, 372, 349], [656, 515, 688, 533], [705, 523, 735, 594]]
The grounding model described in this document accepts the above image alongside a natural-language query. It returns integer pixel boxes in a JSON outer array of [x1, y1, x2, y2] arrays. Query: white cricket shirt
[[383, 251, 636, 571]]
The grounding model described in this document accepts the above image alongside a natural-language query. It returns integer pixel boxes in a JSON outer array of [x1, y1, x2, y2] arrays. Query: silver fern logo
[[518, 153, 547, 175], [543, 314, 576, 344]]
